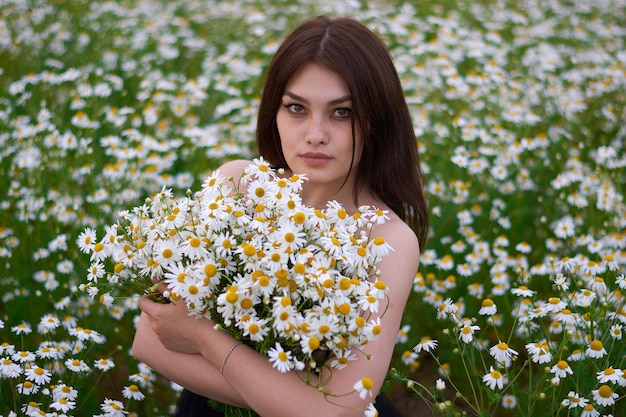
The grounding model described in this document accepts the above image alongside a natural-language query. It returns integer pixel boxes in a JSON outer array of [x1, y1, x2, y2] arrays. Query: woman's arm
[[132, 311, 247, 407]]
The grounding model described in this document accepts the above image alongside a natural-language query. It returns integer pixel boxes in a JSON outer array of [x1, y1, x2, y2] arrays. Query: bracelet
[[220, 341, 243, 374]]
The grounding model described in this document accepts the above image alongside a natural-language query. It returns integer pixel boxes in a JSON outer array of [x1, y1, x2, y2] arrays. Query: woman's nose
[[305, 118, 329, 145]]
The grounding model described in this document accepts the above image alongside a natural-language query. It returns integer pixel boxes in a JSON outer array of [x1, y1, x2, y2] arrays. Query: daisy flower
[[243, 157, 274, 182], [368, 236, 393, 258], [553, 308, 577, 325], [592, 385, 618, 406], [52, 384, 78, 401], [13, 350, 36, 363], [478, 298, 497, 315], [24, 366, 52, 385], [550, 360, 573, 379], [0, 342, 15, 355], [354, 376, 375, 399], [588, 276, 609, 294], [153, 239, 182, 268], [574, 289, 596, 307], [525, 340, 552, 364], [511, 285, 534, 297], [65, 358, 91, 373], [122, 384, 145, 401], [552, 273, 570, 291], [77, 227, 97, 254], [580, 403, 600, 417], [241, 317, 270, 343], [438, 363, 451, 378], [579, 260, 604, 276], [501, 394, 517, 409], [0, 358, 22, 377], [94, 358, 115, 371], [37, 313, 61, 334], [436, 297, 458, 319], [330, 349, 357, 370], [459, 323, 480, 344], [413, 336, 438, 353], [616, 274, 626, 290], [11, 322, 32, 335], [69, 326, 104, 343], [17, 380, 38, 395], [400, 350, 418, 366], [596, 366, 624, 384], [181, 235, 210, 260], [364, 402, 378, 417], [100, 398, 127, 417], [482, 366, 505, 390], [396, 324, 411, 344], [543, 297, 567, 313], [98, 292, 115, 308], [609, 323, 623, 341], [267, 342, 295, 373], [49, 398, 76, 413], [585, 339, 607, 359], [489, 341, 518, 363], [568, 349, 585, 361], [562, 391, 588, 409]]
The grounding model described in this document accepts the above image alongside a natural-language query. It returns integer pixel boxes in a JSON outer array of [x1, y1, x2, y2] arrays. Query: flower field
[[1, 0, 625, 416]]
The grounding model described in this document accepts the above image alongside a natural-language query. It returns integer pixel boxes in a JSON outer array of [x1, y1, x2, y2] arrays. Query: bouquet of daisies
[[79, 158, 393, 410]]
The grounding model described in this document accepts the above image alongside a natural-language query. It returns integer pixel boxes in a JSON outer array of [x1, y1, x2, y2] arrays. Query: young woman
[[132, 16, 428, 417]]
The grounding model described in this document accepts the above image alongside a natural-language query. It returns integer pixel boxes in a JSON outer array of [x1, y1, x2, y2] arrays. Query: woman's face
[[276, 63, 363, 193]]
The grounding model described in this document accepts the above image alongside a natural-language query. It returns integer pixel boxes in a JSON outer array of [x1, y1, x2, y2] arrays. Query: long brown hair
[[257, 16, 428, 250]]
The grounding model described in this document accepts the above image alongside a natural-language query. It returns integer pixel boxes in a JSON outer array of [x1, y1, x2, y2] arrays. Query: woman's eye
[[334, 108, 352, 118], [284, 103, 305, 114]]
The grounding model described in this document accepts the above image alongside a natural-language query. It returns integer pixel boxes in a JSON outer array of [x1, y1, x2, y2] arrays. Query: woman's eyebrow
[[283, 91, 352, 106]]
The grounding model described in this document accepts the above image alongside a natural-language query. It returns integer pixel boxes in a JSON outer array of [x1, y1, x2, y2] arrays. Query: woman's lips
[[300, 152, 332, 166]]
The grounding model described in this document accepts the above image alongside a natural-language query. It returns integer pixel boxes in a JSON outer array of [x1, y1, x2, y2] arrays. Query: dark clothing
[[175, 388, 402, 416]]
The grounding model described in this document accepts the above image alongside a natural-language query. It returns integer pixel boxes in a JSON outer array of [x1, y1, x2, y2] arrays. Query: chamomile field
[[1, 1, 625, 416]]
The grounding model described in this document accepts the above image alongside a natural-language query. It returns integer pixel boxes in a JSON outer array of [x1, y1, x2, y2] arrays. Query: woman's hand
[[138, 297, 215, 354]]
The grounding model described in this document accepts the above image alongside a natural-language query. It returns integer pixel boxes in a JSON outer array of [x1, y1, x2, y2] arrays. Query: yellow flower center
[[308, 337, 320, 350], [361, 377, 374, 390], [204, 264, 217, 277], [482, 298, 494, 307], [590, 340, 603, 351], [597, 385, 613, 398], [293, 212, 306, 224], [226, 292, 238, 304]]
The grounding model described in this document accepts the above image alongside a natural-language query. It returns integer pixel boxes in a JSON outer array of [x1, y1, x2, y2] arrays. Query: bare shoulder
[[214, 159, 253, 180], [376, 211, 420, 255], [371, 210, 421, 278]]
